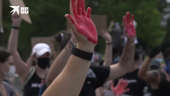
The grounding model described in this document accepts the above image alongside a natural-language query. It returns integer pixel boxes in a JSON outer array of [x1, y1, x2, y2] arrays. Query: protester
[[138, 47, 170, 96], [42, 0, 98, 95], [3, 0, 168, 96], [40, 6, 137, 96], [113, 50, 147, 96], [8, 14, 53, 96], [0, 47, 18, 96]]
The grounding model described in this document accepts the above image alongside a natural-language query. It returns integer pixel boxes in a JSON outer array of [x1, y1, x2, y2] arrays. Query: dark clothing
[[114, 69, 147, 96], [0, 81, 17, 96], [79, 66, 110, 96], [151, 72, 170, 96], [24, 69, 44, 96], [39, 66, 110, 96]]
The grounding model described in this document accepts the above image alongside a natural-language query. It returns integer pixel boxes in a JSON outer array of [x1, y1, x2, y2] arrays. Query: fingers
[[71, 0, 78, 18], [81, 0, 86, 15], [77, 0, 86, 16], [87, 7, 92, 18], [70, 0, 73, 15], [65, 14, 81, 40], [126, 11, 131, 24], [131, 15, 135, 22], [65, 14, 78, 28], [71, 0, 90, 17], [77, 0, 82, 15]]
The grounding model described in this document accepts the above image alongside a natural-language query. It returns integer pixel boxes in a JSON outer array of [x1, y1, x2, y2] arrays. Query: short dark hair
[[0, 47, 10, 63]]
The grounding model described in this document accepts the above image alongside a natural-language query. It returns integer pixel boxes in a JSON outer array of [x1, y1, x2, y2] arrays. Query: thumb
[[64, 14, 79, 39]]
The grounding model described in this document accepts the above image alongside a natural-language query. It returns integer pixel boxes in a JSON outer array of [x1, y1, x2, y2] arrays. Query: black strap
[[72, 47, 93, 61]]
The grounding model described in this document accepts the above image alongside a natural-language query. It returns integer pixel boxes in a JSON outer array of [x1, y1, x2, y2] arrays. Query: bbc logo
[[20, 7, 29, 14], [10, 6, 29, 15]]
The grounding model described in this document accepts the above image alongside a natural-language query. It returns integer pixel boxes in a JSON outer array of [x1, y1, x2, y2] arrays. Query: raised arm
[[46, 40, 73, 85], [42, 0, 98, 95], [107, 12, 136, 80], [138, 57, 152, 81], [8, 15, 29, 81], [138, 47, 161, 82], [101, 30, 112, 66]]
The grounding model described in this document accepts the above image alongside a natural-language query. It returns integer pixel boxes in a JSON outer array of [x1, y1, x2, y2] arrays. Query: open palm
[[65, 0, 98, 44], [111, 79, 130, 96]]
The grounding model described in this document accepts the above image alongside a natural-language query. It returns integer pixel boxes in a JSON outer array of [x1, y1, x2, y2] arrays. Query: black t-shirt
[[39, 66, 110, 96], [114, 69, 147, 96], [79, 66, 110, 96], [23, 71, 43, 96], [151, 73, 170, 96]]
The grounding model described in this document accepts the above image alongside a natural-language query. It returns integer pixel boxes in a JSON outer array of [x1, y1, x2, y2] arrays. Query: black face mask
[[37, 58, 50, 69]]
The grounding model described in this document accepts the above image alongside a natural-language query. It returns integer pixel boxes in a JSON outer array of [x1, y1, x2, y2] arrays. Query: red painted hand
[[65, 0, 98, 44], [111, 79, 130, 96], [123, 12, 136, 38]]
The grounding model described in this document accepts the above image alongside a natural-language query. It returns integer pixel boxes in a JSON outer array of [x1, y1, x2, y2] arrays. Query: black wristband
[[72, 47, 93, 61], [12, 26, 20, 30]]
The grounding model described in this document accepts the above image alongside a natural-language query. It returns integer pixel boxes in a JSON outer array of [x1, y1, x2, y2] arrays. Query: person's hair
[[0, 47, 10, 63]]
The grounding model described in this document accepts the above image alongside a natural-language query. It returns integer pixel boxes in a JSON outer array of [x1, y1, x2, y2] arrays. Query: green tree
[[1, 0, 166, 59]]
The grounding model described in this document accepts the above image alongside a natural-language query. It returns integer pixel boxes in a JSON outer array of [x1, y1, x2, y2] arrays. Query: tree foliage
[[1, 0, 166, 59]]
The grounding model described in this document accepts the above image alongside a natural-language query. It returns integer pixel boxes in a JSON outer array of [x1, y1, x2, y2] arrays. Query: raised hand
[[65, 0, 98, 45], [11, 14, 22, 27], [111, 79, 129, 96], [123, 12, 136, 38], [101, 30, 112, 43]]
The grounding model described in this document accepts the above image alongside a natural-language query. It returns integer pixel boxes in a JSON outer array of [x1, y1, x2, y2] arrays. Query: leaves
[[1, 0, 166, 59]]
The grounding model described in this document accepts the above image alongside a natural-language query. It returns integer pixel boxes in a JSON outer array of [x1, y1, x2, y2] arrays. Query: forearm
[[26, 55, 34, 68], [8, 29, 19, 53], [119, 38, 135, 70], [46, 42, 72, 85], [138, 57, 152, 79], [43, 45, 93, 96], [104, 43, 112, 66], [8, 16, 28, 81]]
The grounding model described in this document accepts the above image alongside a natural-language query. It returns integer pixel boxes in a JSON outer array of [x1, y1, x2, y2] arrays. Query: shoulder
[[3, 81, 17, 96]]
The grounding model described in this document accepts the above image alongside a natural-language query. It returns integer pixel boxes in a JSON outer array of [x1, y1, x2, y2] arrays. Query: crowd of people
[[0, 0, 170, 96]]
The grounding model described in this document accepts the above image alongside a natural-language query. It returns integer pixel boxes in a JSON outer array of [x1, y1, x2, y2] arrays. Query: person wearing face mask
[[7, 14, 52, 96], [22, 43, 51, 96], [0, 47, 18, 96]]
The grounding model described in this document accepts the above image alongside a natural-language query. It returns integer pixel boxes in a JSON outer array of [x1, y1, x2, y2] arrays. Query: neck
[[36, 66, 47, 79]]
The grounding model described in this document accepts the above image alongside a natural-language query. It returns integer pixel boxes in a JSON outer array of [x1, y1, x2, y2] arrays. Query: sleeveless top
[[23, 68, 45, 96]]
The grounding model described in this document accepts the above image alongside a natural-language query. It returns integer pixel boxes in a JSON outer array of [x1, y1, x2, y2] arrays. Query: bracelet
[[72, 47, 93, 61], [12, 26, 20, 30]]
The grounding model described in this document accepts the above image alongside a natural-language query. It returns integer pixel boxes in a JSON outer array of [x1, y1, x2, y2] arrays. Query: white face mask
[[4, 65, 17, 81], [156, 58, 163, 63], [9, 65, 16, 74]]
